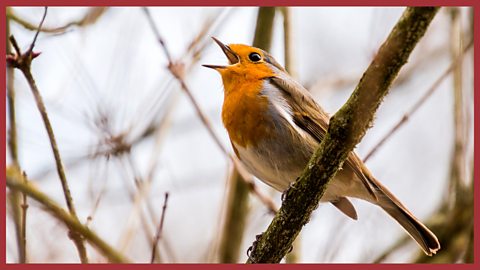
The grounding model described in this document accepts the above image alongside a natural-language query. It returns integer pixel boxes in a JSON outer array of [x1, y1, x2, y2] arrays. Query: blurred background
[[5, 6, 474, 263]]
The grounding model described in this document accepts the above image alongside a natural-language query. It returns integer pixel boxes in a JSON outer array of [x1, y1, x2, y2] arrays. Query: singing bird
[[203, 37, 440, 256]]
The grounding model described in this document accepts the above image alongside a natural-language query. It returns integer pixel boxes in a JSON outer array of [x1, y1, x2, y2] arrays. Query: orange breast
[[221, 78, 274, 148]]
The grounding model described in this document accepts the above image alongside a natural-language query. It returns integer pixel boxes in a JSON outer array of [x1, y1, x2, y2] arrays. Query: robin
[[203, 37, 440, 256]]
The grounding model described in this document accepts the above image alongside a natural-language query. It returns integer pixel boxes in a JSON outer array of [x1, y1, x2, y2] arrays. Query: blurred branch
[[218, 168, 250, 263], [375, 10, 473, 262], [372, 234, 410, 262], [6, 10, 28, 263], [363, 39, 473, 163], [253, 7, 276, 50], [7, 169, 29, 263], [32, 9, 230, 181], [413, 7, 472, 264], [6, 168, 129, 263], [280, 7, 295, 77], [246, 7, 439, 263], [6, 7, 88, 263], [308, 43, 446, 95], [447, 7, 467, 203], [115, 156, 164, 262], [279, 7, 301, 263], [7, 7, 108, 35], [151, 192, 169, 263], [6, 7, 18, 167]]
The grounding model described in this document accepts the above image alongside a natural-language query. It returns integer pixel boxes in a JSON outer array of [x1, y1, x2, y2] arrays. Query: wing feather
[[269, 75, 377, 200]]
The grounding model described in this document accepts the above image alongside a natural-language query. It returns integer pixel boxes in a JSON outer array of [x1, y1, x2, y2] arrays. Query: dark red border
[[1, 0, 478, 7], [2, 1, 478, 269]]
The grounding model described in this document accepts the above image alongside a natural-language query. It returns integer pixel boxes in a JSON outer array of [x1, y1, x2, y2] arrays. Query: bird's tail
[[372, 179, 440, 256]]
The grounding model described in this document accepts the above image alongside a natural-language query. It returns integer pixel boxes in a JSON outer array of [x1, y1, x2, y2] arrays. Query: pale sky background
[[6, 7, 473, 263]]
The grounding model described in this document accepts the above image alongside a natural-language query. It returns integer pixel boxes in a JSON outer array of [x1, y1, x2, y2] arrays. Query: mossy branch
[[6, 169, 129, 263], [246, 7, 440, 263]]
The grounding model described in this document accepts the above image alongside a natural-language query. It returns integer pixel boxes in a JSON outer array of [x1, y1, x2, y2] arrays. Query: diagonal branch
[[6, 169, 129, 263], [246, 7, 440, 263]]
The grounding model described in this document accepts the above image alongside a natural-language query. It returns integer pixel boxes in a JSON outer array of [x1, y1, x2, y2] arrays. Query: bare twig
[[151, 192, 169, 263], [115, 156, 163, 262], [27, 7, 48, 52], [8, 7, 108, 35], [7, 7, 88, 263], [6, 170, 129, 263], [363, 39, 473, 163], [142, 7, 173, 63]]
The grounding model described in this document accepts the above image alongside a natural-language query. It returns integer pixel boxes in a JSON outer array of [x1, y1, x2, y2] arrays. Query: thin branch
[[246, 7, 440, 263], [6, 8, 18, 166], [28, 7, 48, 52], [7, 7, 108, 35], [142, 7, 172, 63], [7, 7, 88, 263], [447, 7, 467, 202], [6, 169, 129, 263], [363, 39, 473, 163], [151, 192, 169, 263], [6, 10, 27, 263]]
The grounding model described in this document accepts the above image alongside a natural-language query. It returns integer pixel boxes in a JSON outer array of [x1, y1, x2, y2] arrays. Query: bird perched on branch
[[203, 37, 440, 256]]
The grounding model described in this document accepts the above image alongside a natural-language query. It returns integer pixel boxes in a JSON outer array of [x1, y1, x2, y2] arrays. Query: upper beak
[[202, 37, 239, 70]]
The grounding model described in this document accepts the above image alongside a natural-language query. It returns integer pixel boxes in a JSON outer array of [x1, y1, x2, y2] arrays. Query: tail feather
[[375, 186, 440, 256]]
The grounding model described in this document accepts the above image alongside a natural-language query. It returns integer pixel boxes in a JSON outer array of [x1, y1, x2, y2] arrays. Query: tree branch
[[246, 7, 440, 263], [6, 169, 129, 263], [252, 7, 276, 50], [151, 192, 169, 263], [7, 7, 108, 35]]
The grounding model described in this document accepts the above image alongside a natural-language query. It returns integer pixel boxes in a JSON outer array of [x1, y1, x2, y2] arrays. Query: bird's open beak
[[202, 37, 239, 70]]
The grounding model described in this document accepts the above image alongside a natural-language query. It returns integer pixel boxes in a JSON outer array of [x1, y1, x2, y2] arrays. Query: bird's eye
[[248, 52, 262, 62]]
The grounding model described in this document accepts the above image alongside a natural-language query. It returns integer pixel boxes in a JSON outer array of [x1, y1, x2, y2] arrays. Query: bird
[[203, 37, 440, 256]]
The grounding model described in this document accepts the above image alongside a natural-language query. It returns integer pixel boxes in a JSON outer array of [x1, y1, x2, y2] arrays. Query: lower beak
[[202, 64, 226, 70]]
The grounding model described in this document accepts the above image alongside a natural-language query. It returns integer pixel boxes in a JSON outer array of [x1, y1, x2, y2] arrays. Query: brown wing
[[269, 75, 377, 200]]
